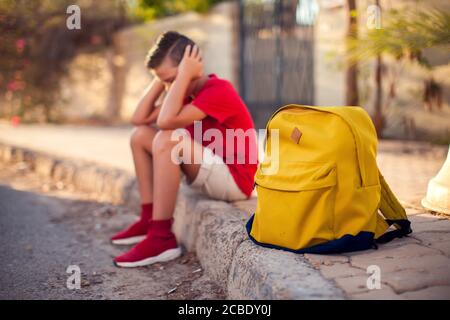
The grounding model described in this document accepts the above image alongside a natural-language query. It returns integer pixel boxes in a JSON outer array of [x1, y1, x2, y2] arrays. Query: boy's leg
[[130, 125, 158, 203], [114, 130, 203, 267], [152, 130, 201, 220], [111, 125, 158, 245]]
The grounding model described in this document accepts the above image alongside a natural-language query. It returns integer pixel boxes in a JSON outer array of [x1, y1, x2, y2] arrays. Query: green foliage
[[348, 9, 450, 67], [0, 0, 129, 121], [132, 0, 224, 20]]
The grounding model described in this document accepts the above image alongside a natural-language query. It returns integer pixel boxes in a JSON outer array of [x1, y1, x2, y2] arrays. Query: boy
[[111, 31, 258, 267]]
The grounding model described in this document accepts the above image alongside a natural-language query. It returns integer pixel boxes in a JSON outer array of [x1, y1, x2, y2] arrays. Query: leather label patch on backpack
[[291, 127, 302, 144]]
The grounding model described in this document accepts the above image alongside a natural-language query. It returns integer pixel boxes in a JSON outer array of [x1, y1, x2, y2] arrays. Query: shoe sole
[[114, 247, 182, 268], [111, 235, 146, 246]]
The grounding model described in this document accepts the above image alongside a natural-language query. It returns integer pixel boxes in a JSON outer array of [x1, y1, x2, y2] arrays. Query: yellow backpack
[[246, 104, 412, 253]]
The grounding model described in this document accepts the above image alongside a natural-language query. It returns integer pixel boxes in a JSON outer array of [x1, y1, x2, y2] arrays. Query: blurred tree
[[0, 0, 129, 122], [345, 0, 359, 106], [0, 0, 225, 122], [372, 0, 384, 136], [347, 8, 450, 136]]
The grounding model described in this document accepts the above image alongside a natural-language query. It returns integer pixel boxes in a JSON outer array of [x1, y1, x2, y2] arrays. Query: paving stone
[[410, 219, 450, 233], [400, 286, 450, 300], [351, 253, 450, 274], [333, 275, 374, 295], [348, 244, 438, 261], [375, 235, 420, 249], [319, 263, 367, 279], [304, 254, 349, 267], [427, 240, 450, 257], [382, 267, 450, 293], [351, 285, 404, 300], [408, 213, 447, 225], [411, 231, 450, 245]]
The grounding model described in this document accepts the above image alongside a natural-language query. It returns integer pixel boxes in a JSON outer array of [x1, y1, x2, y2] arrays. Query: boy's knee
[[130, 126, 153, 148], [152, 130, 177, 154]]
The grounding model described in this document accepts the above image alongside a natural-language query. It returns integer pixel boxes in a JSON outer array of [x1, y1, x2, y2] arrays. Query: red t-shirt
[[185, 74, 257, 197]]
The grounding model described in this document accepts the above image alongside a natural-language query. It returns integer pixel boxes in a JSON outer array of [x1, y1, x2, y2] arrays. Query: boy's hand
[[154, 78, 165, 90], [178, 45, 203, 81], [131, 78, 166, 126]]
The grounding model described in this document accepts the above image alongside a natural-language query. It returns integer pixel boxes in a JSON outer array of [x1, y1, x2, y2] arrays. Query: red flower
[[90, 35, 102, 45], [11, 116, 21, 127], [7, 80, 25, 91], [16, 39, 26, 54]]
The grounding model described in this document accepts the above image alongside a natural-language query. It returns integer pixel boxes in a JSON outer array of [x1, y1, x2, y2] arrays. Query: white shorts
[[188, 147, 247, 202]]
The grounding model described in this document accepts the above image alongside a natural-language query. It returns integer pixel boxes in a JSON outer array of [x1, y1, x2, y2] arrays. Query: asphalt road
[[0, 163, 224, 300], [0, 185, 105, 299]]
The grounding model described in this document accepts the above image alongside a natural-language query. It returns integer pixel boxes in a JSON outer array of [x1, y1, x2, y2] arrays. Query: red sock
[[140, 203, 153, 222], [150, 218, 174, 237], [111, 203, 153, 243]]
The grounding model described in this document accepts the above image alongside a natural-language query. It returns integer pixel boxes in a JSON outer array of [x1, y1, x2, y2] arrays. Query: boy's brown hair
[[145, 31, 196, 69]]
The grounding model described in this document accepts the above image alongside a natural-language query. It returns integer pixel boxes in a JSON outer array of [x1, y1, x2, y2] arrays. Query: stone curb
[[0, 142, 345, 299], [0, 143, 136, 207]]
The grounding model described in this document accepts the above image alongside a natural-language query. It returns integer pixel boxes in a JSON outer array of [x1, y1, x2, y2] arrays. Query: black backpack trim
[[246, 214, 377, 254]]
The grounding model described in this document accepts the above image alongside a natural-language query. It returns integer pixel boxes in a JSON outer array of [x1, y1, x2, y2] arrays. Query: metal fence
[[239, 0, 317, 128]]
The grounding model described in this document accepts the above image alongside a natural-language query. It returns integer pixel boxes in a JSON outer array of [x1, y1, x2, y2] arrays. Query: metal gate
[[239, 0, 317, 128]]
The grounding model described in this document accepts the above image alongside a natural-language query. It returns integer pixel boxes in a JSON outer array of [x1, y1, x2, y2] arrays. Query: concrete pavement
[[0, 122, 134, 172], [1, 123, 449, 299]]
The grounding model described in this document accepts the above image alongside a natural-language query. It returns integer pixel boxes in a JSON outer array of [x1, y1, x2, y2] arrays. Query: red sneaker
[[111, 203, 152, 245], [111, 220, 148, 245], [114, 219, 181, 268]]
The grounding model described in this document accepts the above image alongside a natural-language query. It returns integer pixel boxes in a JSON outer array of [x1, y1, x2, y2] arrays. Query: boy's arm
[[146, 105, 161, 124], [157, 45, 207, 129], [131, 78, 165, 126]]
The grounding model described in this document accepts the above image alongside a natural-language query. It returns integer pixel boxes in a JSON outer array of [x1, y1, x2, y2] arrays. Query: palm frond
[[347, 8, 450, 65]]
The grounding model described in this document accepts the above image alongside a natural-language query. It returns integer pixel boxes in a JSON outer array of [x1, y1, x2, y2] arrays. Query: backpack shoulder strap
[[376, 170, 412, 244]]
